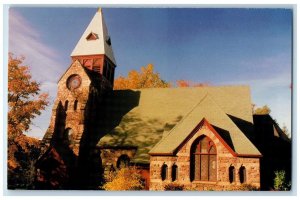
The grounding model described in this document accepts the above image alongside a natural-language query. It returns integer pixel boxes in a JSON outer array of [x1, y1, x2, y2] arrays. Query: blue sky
[[8, 7, 292, 139]]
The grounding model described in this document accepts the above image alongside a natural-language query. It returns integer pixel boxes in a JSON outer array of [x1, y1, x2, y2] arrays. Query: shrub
[[274, 170, 291, 191], [102, 166, 144, 191], [238, 184, 260, 191], [227, 184, 259, 191], [164, 183, 185, 191]]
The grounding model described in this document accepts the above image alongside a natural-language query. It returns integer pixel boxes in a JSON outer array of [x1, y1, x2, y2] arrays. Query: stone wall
[[149, 123, 260, 191], [41, 60, 92, 155]]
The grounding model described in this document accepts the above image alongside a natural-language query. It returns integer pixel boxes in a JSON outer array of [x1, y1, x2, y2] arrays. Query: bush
[[102, 166, 144, 191], [274, 170, 291, 191], [164, 183, 185, 191], [226, 184, 260, 191], [238, 184, 260, 191]]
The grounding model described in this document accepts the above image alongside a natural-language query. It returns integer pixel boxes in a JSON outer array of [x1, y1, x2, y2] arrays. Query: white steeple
[[71, 8, 116, 65]]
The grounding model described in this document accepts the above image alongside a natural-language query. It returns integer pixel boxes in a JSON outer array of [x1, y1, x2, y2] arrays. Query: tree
[[8, 53, 49, 141], [102, 167, 144, 190], [7, 53, 49, 189], [253, 105, 271, 115], [176, 80, 209, 87], [114, 64, 170, 90], [274, 170, 291, 191]]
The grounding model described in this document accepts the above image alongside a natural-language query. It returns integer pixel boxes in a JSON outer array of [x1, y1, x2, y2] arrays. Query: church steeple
[[71, 8, 116, 88]]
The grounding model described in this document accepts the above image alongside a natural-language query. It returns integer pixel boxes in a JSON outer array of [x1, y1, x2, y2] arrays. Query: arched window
[[64, 128, 73, 144], [239, 166, 246, 184], [64, 100, 69, 111], [74, 100, 78, 111], [161, 164, 168, 181], [117, 155, 130, 169], [190, 135, 217, 181], [171, 164, 178, 182], [229, 166, 235, 183]]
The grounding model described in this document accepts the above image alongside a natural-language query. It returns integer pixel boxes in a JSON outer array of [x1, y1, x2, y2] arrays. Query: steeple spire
[[70, 8, 116, 88], [71, 8, 116, 65]]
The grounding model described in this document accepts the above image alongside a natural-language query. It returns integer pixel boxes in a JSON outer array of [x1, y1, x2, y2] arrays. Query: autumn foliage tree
[[102, 167, 144, 190], [8, 53, 49, 141], [253, 105, 271, 115], [114, 64, 170, 90], [176, 80, 209, 87], [8, 53, 49, 189], [114, 64, 209, 90]]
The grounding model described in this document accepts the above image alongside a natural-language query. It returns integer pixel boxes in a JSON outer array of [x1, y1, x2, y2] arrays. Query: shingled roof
[[97, 86, 261, 163]]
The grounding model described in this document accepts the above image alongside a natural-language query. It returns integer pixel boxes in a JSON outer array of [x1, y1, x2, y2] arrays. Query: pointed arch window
[[74, 100, 78, 111], [229, 166, 235, 183], [64, 128, 73, 144], [161, 164, 168, 181], [190, 135, 217, 181], [171, 164, 178, 182], [239, 166, 246, 184], [64, 100, 69, 111], [117, 155, 130, 169]]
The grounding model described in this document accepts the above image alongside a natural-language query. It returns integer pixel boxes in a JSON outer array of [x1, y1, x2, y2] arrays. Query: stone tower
[[37, 8, 116, 189]]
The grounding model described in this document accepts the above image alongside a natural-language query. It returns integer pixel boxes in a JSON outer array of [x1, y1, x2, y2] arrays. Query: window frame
[[161, 164, 168, 181], [239, 166, 246, 184], [171, 164, 178, 182], [190, 135, 217, 182], [229, 166, 235, 183]]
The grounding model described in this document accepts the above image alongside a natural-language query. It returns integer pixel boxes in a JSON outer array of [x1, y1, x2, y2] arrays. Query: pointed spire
[[71, 8, 116, 65]]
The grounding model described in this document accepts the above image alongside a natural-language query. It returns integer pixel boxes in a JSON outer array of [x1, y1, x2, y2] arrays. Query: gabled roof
[[149, 94, 261, 156], [71, 8, 116, 65], [97, 86, 260, 163]]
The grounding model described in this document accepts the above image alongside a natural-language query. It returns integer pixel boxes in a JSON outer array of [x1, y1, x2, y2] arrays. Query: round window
[[67, 74, 81, 90]]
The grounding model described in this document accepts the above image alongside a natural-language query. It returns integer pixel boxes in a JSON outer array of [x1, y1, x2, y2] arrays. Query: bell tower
[[37, 8, 116, 189], [71, 8, 116, 89]]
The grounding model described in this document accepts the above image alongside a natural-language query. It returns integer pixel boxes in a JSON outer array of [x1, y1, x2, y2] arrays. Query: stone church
[[36, 9, 291, 191]]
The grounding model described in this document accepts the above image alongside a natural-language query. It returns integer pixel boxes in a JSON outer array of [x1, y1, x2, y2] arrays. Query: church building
[[36, 9, 291, 191]]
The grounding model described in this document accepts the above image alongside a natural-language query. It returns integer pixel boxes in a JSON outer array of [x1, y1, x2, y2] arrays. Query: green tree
[[274, 170, 291, 191]]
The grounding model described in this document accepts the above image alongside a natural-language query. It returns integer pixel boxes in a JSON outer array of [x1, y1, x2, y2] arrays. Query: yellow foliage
[[102, 167, 144, 191], [8, 53, 49, 141], [254, 105, 271, 115], [114, 64, 170, 90]]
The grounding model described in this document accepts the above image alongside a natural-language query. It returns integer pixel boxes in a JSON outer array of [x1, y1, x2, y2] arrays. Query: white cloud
[[9, 10, 64, 83], [9, 10, 62, 139]]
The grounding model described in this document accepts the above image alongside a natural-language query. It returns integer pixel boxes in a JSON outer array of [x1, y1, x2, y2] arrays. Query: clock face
[[67, 75, 81, 90]]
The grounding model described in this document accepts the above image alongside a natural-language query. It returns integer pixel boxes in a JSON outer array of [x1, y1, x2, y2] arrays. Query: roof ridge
[[150, 91, 209, 152]]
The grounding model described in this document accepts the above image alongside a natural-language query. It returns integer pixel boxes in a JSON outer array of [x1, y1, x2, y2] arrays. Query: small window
[[103, 60, 107, 77], [74, 100, 78, 111], [86, 32, 98, 40], [161, 164, 168, 181], [117, 155, 130, 169], [171, 164, 178, 182], [106, 36, 111, 46], [229, 166, 235, 183], [93, 65, 101, 73], [64, 128, 73, 144], [239, 166, 246, 184], [64, 100, 69, 111]]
